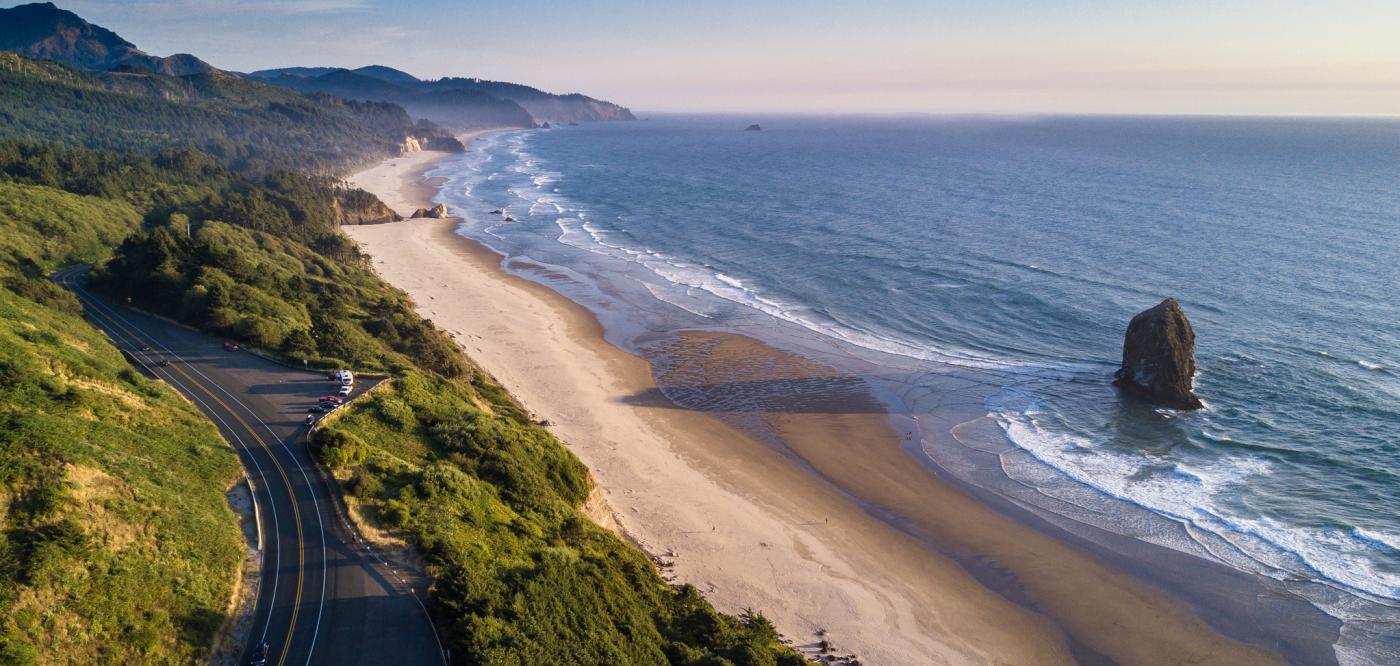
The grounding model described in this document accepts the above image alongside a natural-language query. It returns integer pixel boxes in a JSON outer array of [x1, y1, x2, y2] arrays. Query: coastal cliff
[[1113, 298, 1204, 409]]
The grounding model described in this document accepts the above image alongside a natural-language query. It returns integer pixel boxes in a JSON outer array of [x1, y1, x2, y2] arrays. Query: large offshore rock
[[1113, 298, 1203, 409]]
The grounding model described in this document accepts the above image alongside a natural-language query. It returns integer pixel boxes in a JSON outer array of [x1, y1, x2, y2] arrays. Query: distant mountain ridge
[[249, 65, 636, 126], [0, 2, 215, 75], [0, 2, 634, 132], [253, 68, 535, 130]]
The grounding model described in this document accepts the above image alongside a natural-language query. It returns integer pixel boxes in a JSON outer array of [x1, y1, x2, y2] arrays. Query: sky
[[59, 0, 1400, 116]]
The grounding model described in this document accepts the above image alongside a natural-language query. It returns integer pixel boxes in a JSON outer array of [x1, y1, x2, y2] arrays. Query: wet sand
[[345, 140, 1291, 665]]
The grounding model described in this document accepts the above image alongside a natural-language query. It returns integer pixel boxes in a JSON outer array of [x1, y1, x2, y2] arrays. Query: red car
[[223, 342, 241, 351], [318, 396, 345, 404]]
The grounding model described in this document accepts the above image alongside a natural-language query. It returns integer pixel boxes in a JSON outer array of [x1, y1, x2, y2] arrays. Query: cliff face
[[1113, 298, 1204, 410], [0, 2, 216, 75]]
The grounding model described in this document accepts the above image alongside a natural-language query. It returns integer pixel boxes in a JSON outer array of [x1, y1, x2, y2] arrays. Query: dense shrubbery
[[95, 219, 465, 376], [317, 373, 805, 665]]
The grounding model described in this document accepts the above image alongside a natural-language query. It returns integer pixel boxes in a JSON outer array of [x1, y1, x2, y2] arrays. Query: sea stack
[[1113, 298, 1203, 409], [745, 124, 762, 131]]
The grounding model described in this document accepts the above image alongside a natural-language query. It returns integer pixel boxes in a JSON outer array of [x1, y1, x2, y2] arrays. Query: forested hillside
[[0, 52, 422, 174]]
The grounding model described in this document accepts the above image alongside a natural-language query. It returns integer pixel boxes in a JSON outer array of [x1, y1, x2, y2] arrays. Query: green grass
[[0, 287, 243, 664], [318, 372, 807, 665], [0, 182, 142, 276]]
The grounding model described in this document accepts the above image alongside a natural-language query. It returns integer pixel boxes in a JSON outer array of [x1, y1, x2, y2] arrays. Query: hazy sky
[[62, 0, 1400, 116]]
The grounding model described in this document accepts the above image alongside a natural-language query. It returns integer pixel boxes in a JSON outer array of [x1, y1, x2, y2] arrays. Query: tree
[[282, 328, 316, 357]]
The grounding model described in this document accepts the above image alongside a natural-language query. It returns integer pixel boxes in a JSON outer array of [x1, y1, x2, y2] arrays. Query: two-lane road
[[56, 266, 443, 665]]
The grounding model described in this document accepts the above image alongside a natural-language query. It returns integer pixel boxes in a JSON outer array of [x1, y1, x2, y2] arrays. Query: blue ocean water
[[432, 115, 1400, 661]]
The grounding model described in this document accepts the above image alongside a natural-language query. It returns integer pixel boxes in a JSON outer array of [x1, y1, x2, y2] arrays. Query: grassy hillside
[[0, 185, 244, 663], [0, 181, 141, 272], [0, 52, 411, 174], [316, 372, 804, 665]]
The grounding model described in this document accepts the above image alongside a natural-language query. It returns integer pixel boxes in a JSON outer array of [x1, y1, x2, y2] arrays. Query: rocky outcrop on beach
[[400, 136, 422, 154], [333, 188, 401, 225], [1113, 298, 1203, 409], [410, 203, 449, 219]]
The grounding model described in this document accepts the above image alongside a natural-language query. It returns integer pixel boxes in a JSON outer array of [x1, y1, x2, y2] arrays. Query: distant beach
[[342, 127, 1313, 664]]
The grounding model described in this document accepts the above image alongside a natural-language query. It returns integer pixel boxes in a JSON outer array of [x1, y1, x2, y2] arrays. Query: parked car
[[318, 401, 339, 411], [157, 359, 171, 367], [318, 395, 344, 404], [337, 384, 353, 396], [223, 342, 240, 352], [307, 405, 325, 413]]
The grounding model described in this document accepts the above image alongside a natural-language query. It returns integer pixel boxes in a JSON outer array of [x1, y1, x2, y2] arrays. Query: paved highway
[[56, 267, 443, 666]]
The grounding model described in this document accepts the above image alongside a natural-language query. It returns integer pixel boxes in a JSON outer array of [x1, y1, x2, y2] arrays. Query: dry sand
[[344, 137, 1285, 665]]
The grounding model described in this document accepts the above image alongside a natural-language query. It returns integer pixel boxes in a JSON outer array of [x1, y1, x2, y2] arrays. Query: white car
[[337, 384, 352, 396]]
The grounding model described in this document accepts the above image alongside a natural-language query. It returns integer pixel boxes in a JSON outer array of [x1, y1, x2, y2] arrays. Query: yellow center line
[[65, 274, 306, 665], [166, 364, 306, 666]]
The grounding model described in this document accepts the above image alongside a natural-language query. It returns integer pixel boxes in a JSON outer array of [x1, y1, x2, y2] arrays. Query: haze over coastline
[[57, 0, 1400, 116]]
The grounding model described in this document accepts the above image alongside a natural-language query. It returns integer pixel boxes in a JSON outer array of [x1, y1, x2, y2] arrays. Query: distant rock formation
[[412, 119, 465, 152], [1113, 298, 1203, 409], [410, 203, 449, 219], [745, 124, 762, 131], [541, 122, 552, 129], [401, 136, 422, 154]]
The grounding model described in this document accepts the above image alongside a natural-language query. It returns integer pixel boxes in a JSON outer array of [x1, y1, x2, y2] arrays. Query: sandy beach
[[344, 135, 1289, 665]]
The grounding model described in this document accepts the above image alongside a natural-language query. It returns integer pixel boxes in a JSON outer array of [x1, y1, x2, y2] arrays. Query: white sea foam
[[995, 409, 1400, 604]]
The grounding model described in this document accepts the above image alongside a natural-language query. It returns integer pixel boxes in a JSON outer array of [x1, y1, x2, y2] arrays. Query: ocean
[[431, 114, 1400, 663]]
